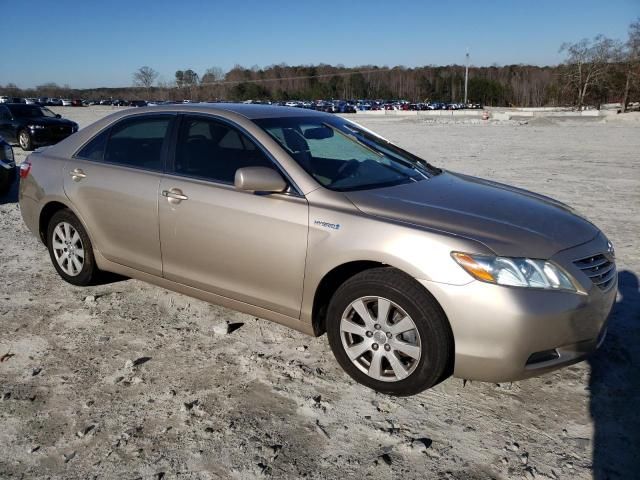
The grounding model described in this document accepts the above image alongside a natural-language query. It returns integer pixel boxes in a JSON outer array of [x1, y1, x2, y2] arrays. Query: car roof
[[147, 102, 329, 120]]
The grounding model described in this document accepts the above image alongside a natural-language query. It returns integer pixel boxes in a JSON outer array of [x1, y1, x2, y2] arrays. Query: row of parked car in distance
[[2, 95, 483, 112], [0, 97, 145, 107], [279, 99, 483, 111]]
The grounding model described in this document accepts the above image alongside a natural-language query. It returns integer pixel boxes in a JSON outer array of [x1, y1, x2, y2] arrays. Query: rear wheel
[[47, 209, 99, 286], [326, 267, 453, 396], [18, 130, 33, 151]]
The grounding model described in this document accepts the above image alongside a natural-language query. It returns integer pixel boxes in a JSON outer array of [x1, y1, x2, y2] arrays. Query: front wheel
[[18, 130, 34, 151], [47, 209, 99, 286], [326, 268, 453, 396]]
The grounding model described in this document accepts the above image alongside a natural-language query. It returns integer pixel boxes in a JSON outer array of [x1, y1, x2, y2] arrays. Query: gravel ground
[[1, 107, 639, 480]]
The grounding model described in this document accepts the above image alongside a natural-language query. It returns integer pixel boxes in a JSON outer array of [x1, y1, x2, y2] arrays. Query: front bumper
[[0, 158, 16, 184], [421, 234, 617, 382], [30, 127, 74, 146]]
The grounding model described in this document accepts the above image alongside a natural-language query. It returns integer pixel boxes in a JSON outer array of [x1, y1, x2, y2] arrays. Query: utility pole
[[464, 49, 469, 105]]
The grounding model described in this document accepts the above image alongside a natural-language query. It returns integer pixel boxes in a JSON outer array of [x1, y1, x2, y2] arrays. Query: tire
[[326, 267, 453, 396], [18, 130, 34, 151], [46, 209, 99, 286]]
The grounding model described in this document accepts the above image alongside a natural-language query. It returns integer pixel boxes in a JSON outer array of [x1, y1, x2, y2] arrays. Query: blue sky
[[3, 0, 638, 88]]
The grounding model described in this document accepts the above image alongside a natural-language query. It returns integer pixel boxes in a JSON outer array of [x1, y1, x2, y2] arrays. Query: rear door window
[[103, 116, 171, 171]]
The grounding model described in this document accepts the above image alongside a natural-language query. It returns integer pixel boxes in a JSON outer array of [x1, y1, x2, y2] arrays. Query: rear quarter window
[[76, 129, 110, 161]]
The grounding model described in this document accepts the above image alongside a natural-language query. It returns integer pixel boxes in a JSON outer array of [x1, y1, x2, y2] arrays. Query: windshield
[[8, 105, 57, 119], [254, 116, 440, 191]]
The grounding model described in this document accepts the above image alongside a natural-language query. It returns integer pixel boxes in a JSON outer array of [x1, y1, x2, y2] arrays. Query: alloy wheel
[[340, 296, 422, 382], [51, 222, 85, 276], [19, 132, 30, 149]]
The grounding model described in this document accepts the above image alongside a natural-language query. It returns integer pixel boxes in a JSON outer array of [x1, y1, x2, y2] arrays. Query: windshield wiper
[[352, 132, 430, 178], [344, 124, 441, 176], [323, 123, 427, 181], [377, 161, 424, 180]]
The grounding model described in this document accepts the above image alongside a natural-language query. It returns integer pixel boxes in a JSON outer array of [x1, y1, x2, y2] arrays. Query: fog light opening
[[526, 349, 560, 366]]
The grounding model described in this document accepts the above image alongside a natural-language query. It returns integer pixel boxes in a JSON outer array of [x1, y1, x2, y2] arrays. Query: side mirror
[[234, 167, 287, 193], [55, 114, 61, 118]]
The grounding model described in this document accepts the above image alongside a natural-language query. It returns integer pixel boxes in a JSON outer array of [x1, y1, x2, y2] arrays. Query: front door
[[158, 115, 308, 318], [63, 114, 174, 276]]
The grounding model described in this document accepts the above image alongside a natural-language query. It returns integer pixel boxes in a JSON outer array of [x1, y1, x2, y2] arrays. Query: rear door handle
[[70, 168, 86, 181], [161, 188, 188, 204]]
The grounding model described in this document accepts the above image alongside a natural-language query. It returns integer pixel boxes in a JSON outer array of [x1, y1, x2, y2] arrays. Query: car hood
[[343, 171, 599, 259], [19, 117, 74, 126]]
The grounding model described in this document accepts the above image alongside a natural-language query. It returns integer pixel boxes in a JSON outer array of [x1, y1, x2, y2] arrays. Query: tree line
[[2, 19, 638, 109]]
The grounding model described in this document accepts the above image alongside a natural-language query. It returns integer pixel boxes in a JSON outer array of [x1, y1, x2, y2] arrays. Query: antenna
[[464, 48, 470, 105]]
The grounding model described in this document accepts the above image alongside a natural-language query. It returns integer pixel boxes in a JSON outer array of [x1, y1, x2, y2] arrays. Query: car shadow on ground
[[590, 270, 640, 479], [0, 176, 19, 205]]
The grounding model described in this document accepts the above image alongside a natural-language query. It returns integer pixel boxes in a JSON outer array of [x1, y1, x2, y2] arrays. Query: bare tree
[[35, 82, 65, 98], [201, 67, 225, 84], [200, 67, 225, 100], [621, 18, 640, 112], [3, 83, 21, 97], [4, 61, 635, 107], [560, 35, 621, 109], [133, 66, 159, 90]]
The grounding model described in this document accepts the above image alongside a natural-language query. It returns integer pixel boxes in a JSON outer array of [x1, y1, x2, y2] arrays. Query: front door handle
[[70, 168, 86, 181], [162, 188, 188, 204]]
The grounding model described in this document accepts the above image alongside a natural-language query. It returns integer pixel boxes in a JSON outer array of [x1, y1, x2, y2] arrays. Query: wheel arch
[[38, 200, 95, 250], [310, 260, 453, 345], [39, 201, 70, 245], [313, 261, 456, 385]]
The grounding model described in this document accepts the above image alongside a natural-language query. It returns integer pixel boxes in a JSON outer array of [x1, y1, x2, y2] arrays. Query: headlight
[[28, 124, 45, 130], [451, 252, 577, 291], [1, 143, 14, 162], [72, 123, 79, 132]]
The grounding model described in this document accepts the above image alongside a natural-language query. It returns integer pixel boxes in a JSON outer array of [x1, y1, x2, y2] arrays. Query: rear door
[[63, 114, 175, 276], [158, 114, 309, 318]]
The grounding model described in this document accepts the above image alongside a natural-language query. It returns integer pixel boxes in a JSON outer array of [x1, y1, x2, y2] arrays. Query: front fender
[[300, 201, 490, 324]]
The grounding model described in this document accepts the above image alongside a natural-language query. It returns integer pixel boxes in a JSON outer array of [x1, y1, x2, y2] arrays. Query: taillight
[[19, 161, 32, 179]]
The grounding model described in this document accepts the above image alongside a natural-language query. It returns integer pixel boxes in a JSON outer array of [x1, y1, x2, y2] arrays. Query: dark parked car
[[337, 102, 357, 113], [0, 104, 78, 151], [129, 100, 148, 107], [0, 136, 16, 195], [0, 97, 26, 104]]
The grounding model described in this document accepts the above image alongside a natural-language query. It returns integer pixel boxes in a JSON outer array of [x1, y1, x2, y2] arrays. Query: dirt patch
[[1, 108, 639, 478]]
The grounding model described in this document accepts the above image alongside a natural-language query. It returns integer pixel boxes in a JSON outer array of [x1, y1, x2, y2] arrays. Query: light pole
[[464, 49, 469, 105]]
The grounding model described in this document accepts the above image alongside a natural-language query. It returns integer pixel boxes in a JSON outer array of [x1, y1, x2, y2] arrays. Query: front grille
[[574, 254, 616, 291]]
